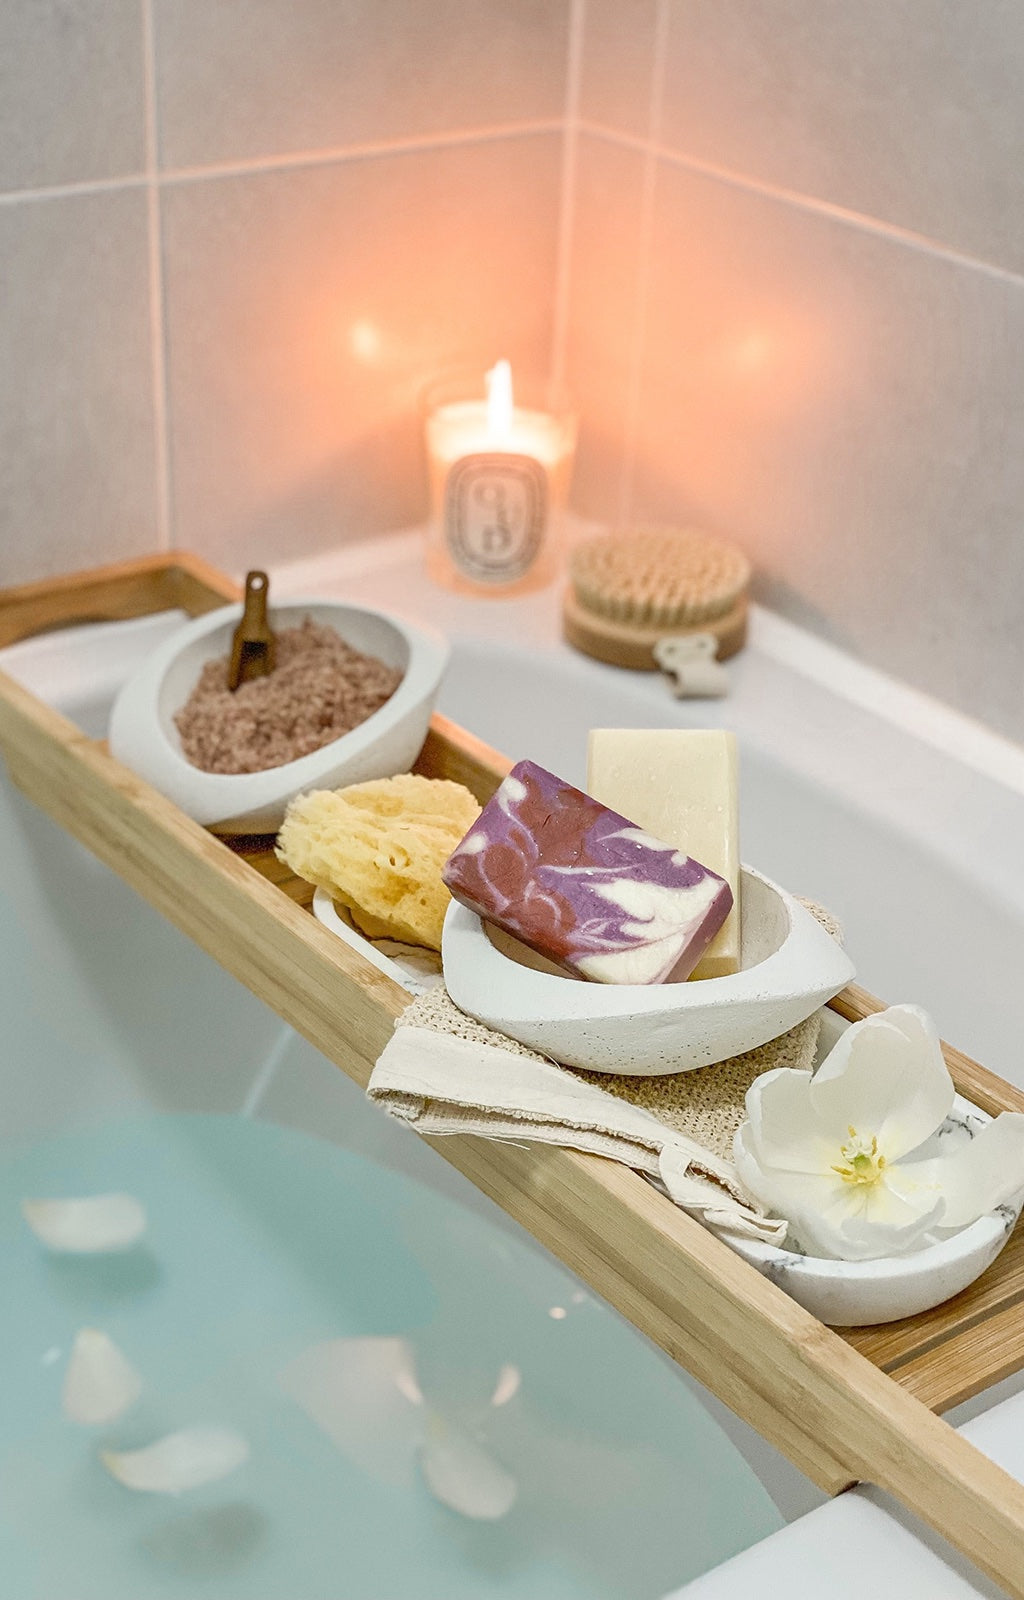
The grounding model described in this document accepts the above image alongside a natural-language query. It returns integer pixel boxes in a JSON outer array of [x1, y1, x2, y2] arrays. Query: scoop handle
[[240, 570, 273, 643], [227, 569, 276, 689]]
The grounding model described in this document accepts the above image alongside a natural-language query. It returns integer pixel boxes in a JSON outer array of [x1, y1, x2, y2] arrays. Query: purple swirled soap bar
[[442, 759, 733, 984]]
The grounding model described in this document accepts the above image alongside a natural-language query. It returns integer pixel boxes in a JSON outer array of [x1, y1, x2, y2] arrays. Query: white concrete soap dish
[[442, 865, 855, 1076], [109, 599, 448, 834]]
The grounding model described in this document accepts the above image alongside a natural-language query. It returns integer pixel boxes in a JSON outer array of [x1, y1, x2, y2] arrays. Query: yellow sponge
[[277, 774, 481, 951]]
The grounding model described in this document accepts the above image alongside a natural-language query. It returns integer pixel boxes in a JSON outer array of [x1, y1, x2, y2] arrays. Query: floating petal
[[101, 1428, 249, 1493], [419, 1418, 517, 1520], [490, 1364, 521, 1407], [62, 1328, 142, 1424], [279, 1336, 421, 1487], [22, 1194, 146, 1253]]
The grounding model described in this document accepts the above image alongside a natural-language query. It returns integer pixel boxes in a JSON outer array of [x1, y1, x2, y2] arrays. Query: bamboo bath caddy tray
[[3, 552, 1024, 1593]]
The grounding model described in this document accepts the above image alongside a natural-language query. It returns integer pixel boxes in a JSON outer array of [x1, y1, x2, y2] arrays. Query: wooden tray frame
[[3, 552, 1024, 1593]]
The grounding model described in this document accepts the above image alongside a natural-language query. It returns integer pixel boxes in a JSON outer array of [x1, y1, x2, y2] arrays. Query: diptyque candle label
[[443, 452, 548, 583]]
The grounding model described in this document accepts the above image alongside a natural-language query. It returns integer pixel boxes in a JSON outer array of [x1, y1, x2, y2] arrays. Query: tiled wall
[[0, 0, 568, 585], [564, 0, 1024, 741], [4, 1, 1024, 743]]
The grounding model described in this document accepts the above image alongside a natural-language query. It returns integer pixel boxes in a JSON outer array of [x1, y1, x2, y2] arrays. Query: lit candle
[[424, 362, 576, 592]]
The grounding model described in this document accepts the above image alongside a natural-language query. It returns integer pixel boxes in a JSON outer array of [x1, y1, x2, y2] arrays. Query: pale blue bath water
[[0, 1114, 782, 1599]]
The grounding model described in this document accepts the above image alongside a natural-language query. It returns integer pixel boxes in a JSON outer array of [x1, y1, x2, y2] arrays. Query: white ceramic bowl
[[442, 865, 855, 1075], [109, 599, 449, 833], [312, 886, 444, 996], [717, 1095, 1024, 1326]]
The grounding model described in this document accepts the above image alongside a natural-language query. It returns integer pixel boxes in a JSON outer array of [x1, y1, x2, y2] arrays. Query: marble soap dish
[[109, 599, 448, 834], [714, 1011, 1024, 1325], [718, 1096, 1024, 1327], [442, 864, 855, 1076]]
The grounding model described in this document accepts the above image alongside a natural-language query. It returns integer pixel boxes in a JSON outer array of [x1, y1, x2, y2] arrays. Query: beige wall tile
[[659, 0, 1024, 274], [155, 0, 570, 170], [0, 191, 157, 587], [564, 134, 647, 522], [628, 158, 1024, 740], [578, 0, 660, 137], [162, 135, 562, 572], [0, 0, 145, 192]]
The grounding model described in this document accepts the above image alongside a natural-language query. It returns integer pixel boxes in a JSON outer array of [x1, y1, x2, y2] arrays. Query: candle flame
[[485, 360, 514, 441]]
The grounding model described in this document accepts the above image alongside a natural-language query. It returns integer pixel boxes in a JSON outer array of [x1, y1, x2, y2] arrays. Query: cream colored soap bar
[[586, 728, 740, 980]]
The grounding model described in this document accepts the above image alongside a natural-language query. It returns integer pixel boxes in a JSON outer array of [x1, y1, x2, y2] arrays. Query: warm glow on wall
[[348, 318, 384, 365]]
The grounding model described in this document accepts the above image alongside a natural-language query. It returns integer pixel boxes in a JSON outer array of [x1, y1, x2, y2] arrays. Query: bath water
[[0, 1113, 781, 1598]]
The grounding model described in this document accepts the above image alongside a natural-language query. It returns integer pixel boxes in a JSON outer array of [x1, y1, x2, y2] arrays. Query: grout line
[[162, 119, 563, 187], [548, 0, 586, 402], [0, 121, 563, 206], [614, 0, 671, 525], [2, 106, 1022, 298], [0, 173, 147, 206], [575, 120, 1024, 292], [140, 0, 172, 551]]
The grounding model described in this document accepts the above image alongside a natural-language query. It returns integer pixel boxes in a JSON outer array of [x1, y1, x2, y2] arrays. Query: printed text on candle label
[[444, 453, 547, 583]]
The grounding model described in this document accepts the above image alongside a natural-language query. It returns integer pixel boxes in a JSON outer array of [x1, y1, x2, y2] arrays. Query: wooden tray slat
[[0, 550, 238, 647], [6, 552, 1024, 1595]]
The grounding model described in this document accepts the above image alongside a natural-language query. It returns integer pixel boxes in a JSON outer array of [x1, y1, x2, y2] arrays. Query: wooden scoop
[[228, 570, 276, 690]]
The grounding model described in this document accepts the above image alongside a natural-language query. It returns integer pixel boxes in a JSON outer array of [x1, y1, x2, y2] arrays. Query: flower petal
[[924, 1113, 1024, 1231], [22, 1193, 146, 1253], [736, 1126, 943, 1261], [278, 1336, 421, 1488], [743, 1069, 835, 1175], [490, 1365, 521, 1408], [734, 1124, 845, 1231], [832, 1174, 945, 1260], [101, 1428, 248, 1493], [811, 1006, 953, 1160], [62, 1329, 142, 1425], [418, 1418, 517, 1520]]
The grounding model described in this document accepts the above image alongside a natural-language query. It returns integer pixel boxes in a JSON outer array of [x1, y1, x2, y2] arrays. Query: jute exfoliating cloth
[[367, 904, 843, 1244]]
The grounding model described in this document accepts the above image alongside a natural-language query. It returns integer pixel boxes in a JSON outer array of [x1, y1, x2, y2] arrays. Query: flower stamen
[[832, 1125, 887, 1186]]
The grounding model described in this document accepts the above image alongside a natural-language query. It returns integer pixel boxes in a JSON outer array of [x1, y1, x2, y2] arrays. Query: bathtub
[[3, 533, 1024, 1597]]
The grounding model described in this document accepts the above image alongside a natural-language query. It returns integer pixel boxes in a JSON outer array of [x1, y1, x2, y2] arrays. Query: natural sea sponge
[[277, 775, 481, 951]]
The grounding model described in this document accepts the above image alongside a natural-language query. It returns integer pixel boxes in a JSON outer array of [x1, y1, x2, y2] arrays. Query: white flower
[[734, 1005, 1024, 1262]]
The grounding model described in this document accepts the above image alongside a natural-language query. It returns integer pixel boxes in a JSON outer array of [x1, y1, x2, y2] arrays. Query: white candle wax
[[427, 402, 571, 470]]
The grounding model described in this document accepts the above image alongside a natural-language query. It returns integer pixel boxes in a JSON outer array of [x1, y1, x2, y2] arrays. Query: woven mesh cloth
[[397, 901, 841, 1164]]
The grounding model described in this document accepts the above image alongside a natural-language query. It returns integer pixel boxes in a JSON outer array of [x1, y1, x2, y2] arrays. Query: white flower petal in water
[[279, 1337, 421, 1487], [101, 1428, 249, 1493], [490, 1364, 521, 1407], [22, 1193, 146, 1253], [418, 1417, 517, 1520], [735, 1005, 1024, 1262], [62, 1328, 142, 1425]]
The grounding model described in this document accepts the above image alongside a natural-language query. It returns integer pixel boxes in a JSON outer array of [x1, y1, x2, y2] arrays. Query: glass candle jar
[[423, 362, 577, 596]]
